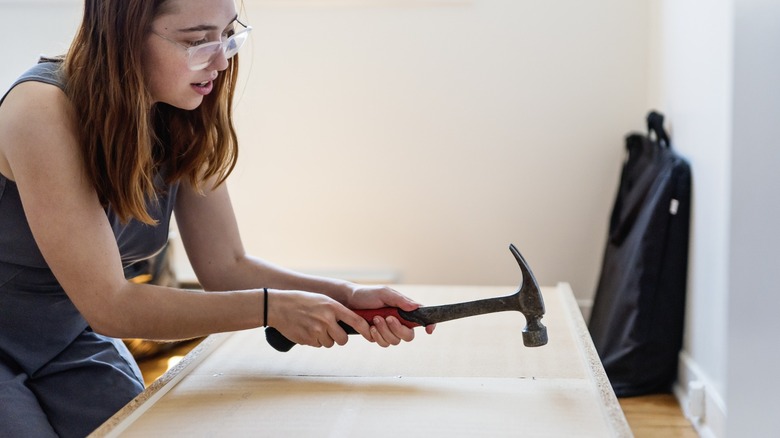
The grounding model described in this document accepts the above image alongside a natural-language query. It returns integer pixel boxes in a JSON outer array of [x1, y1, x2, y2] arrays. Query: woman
[[0, 1, 432, 436]]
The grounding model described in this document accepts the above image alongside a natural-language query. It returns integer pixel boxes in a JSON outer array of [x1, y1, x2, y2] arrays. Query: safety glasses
[[153, 18, 252, 71]]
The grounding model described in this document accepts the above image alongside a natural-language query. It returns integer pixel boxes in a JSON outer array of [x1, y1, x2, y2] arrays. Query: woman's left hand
[[345, 284, 436, 347]]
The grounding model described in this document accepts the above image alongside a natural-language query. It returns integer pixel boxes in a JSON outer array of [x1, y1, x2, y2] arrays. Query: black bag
[[588, 111, 691, 397]]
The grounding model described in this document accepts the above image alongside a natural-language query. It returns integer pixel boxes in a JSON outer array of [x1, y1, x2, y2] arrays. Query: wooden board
[[91, 283, 631, 437]]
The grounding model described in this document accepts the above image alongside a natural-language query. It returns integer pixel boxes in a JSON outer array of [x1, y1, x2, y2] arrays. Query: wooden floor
[[619, 394, 698, 437], [135, 339, 698, 438], [135, 339, 202, 386]]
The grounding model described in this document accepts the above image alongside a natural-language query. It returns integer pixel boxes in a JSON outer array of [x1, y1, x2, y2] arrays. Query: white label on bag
[[670, 199, 679, 215]]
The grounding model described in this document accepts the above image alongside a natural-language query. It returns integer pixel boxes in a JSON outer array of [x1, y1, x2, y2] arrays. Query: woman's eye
[[188, 38, 208, 47]]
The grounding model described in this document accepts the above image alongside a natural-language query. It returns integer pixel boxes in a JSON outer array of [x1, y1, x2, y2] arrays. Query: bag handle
[[646, 110, 671, 147]]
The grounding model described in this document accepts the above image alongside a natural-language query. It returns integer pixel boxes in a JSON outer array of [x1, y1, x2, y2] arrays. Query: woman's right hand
[[266, 290, 373, 348]]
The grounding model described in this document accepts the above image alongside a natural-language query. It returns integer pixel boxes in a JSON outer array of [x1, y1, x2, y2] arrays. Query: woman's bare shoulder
[[0, 80, 79, 181]]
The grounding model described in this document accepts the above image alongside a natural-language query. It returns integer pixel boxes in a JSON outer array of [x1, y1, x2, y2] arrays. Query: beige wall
[[2, 1, 651, 304], [227, 0, 650, 304]]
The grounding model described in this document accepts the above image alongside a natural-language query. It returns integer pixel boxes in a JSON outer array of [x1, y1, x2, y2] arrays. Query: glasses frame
[[152, 18, 252, 71]]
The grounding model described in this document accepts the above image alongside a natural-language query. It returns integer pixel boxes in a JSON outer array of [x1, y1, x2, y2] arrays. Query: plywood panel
[[186, 285, 586, 379], [91, 284, 631, 437], [124, 377, 611, 438]]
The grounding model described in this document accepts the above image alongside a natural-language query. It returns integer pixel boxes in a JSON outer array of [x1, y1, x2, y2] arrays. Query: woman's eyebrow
[[177, 15, 239, 33], [178, 24, 218, 32]]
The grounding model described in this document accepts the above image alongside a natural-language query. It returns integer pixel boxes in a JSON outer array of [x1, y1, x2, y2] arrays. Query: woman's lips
[[191, 80, 213, 96]]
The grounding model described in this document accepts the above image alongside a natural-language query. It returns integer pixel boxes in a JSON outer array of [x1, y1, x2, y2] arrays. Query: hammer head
[[510, 244, 548, 347]]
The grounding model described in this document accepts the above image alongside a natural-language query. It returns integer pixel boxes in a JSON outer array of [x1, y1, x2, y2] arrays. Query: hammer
[[265, 244, 548, 352]]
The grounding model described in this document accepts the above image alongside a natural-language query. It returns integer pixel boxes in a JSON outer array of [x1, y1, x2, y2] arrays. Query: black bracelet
[[263, 288, 269, 327]]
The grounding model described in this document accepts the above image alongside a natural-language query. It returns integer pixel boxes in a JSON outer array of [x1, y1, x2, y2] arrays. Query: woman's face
[[143, 0, 238, 110]]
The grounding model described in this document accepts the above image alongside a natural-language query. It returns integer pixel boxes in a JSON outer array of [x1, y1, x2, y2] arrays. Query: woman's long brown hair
[[63, 0, 239, 224]]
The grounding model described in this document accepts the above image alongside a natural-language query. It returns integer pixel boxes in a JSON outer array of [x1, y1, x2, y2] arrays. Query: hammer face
[[522, 319, 549, 347]]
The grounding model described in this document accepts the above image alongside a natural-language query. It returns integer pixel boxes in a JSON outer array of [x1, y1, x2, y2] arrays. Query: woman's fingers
[[369, 316, 414, 347]]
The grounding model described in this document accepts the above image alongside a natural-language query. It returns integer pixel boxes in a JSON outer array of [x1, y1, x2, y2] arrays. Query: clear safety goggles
[[153, 19, 252, 71]]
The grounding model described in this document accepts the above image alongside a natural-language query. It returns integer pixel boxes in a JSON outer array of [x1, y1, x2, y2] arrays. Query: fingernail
[[373, 316, 382, 325]]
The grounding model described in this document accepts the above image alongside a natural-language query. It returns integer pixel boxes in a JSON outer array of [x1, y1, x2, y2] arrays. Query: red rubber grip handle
[[265, 307, 422, 352], [352, 308, 421, 329]]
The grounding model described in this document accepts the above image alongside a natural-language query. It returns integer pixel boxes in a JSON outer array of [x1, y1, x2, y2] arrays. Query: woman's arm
[[0, 82, 370, 348], [173, 178, 350, 296], [0, 81, 425, 348], [174, 178, 432, 346], [0, 81, 281, 341]]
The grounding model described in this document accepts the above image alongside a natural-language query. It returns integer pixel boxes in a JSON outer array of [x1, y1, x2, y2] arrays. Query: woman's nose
[[209, 50, 230, 72]]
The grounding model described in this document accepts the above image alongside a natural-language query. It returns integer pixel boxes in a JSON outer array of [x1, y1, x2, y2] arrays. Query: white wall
[[728, 0, 780, 435], [651, 0, 780, 436], [229, 0, 650, 303], [0, 1, 81, 90], [2, 1, 650, 304], [647, 1, 732, 436]]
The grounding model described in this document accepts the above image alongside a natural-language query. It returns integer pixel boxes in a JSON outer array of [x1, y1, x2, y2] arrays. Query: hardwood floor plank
[[619, 394, 698, 437]]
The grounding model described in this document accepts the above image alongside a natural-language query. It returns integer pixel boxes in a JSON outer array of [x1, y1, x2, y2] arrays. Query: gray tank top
[[0, 61, 180, 374]]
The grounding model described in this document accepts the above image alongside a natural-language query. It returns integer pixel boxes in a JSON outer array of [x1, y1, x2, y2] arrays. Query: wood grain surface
[[91, 284, 632, 437]]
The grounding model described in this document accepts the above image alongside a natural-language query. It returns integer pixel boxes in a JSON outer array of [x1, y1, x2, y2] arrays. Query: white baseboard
[[674, 351, 727, 438]]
